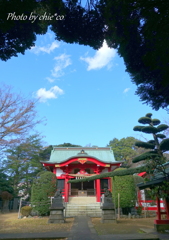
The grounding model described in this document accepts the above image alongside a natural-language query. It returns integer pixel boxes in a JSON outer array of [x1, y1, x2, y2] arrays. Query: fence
[[0, 198, 20, 212]]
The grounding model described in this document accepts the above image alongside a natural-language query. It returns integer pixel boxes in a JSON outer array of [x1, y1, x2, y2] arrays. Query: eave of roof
[[137, 161, 169, 189], [45, 147, 117, 164], [137, 176, 168, 190], [40, 156, 123, 165]]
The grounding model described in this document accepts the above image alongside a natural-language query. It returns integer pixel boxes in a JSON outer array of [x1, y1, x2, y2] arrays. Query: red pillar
[[164, 198, 169, 220], [137, 190, 142, 205], [64, 177, 69, 202], [154, 197, 169, 225], [108, 178, 112, 192], [95, 179, 97, 200], [96, 179, 101, 202], [53, 167, 56, 175], [156, 197, 161, 220]]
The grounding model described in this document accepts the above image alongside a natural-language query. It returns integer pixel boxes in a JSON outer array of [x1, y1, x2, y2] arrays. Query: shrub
[[31, 171, 57, 216], [137, 205, 142, 216], [21, 206, 32, 217], [112, 168, 137, 208]]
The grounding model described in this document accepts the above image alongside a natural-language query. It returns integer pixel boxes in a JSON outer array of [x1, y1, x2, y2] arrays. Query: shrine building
[[41, 147, 122, 203]]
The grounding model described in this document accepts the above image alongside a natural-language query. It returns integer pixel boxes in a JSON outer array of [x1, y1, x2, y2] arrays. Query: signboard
[[77, 158, 87, 164]]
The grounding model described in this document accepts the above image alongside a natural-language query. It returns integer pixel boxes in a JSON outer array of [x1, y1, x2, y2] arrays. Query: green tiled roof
[[48, 147, 116, 163]]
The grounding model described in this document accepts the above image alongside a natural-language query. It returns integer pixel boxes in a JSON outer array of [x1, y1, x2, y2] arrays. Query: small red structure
[[138, 172, 169, 231], [41, 147, 122, 203], [155, 197, 169, 226]]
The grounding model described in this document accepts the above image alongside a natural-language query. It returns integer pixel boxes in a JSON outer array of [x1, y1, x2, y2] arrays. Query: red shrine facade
[[41, 147, 122, 202]]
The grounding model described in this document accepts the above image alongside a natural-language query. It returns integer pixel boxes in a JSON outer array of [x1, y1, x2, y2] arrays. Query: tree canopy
[[0, 0, 49, 61], [1, 0, 169, 110], [0, 170, 13, 194], [108, 137, 145, 167], [0, 84, 42, 151], [56, 142, 82, 147], [104, 0, 169, 111], [3, 134, 45, 198]]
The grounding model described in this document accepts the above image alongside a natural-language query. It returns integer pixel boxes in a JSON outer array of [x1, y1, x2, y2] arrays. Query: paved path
[[69, 216, 98, 240], [0, 216, 169, 240], [69, 216, 161, 240]]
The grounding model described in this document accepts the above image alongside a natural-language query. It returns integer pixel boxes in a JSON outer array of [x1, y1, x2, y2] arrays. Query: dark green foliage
[[157, 124, 169, 132], [144, 189, 152, 200], [135, 141, 155, 149], [0, 171, 14, 194], [104, 0, 169, 111], [137, 206, 142, 216], [0, 0, 49, 61], [132, 151, 158, 163], [146, 113, 152, 118], [138, 117, 151, 124], [31, 171, 57, 216], [3, 135, 45, 197], [56, 143, 82, 147], [147, 140, 156, 145], [50, 2, 105, 50], [132, 114, 169, 179], [68, 166, 147, 184], [142, 126, 158, 134], [133, 175, 144, 185], [156, 134, 166, 139], [152, 119, 161, 126], [21, 206, 32, 217], [133, 126, 144, 132], [39, 145, 53, 161], [160, 139, 169, 151], [112, 169, 137, 208]]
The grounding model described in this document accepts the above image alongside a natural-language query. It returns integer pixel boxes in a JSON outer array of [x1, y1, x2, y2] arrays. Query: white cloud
[[46, 77, 55, 83], [51, 53, 71, 78], [80, 40, 116, 70], [35, 86, 64, 102], [123, 88, 130, 93], [31, 41, 59, 54]]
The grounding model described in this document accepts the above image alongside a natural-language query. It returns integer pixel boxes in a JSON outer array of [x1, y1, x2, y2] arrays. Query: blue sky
[[0, 29, 168, 147]]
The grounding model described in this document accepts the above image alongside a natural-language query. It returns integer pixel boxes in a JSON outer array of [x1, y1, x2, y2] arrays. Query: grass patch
[[0, 213, 74, 234], [91, 217, 155, 235]]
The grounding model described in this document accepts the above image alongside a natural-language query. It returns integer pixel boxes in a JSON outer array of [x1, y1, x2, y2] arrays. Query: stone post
[[48, 189, 65, 223], [101, 188, 116, 223]]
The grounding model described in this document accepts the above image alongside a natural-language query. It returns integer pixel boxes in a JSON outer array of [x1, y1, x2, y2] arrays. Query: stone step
[[65, 197, 101, 216], [66, 209, 101, 213], [66, 205, 101, 210], [65, 202, 102, 217], [68, 196, 96, 204], [66, 213, 101, 217], [66, 211, 101, 215], [65, 210, 102, 217], [66, 203, 101, 206]]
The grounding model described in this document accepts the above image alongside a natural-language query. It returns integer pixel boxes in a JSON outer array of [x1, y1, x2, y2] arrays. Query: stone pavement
[[0, 216, 169, 240]]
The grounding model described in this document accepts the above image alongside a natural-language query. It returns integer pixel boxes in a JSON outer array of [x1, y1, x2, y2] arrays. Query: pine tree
[[3, 134, 44, 197], [133, 113, 169, 176]]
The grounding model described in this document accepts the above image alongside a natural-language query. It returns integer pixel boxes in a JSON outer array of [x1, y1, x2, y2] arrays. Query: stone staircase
[[64, 197, 102, 217]]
